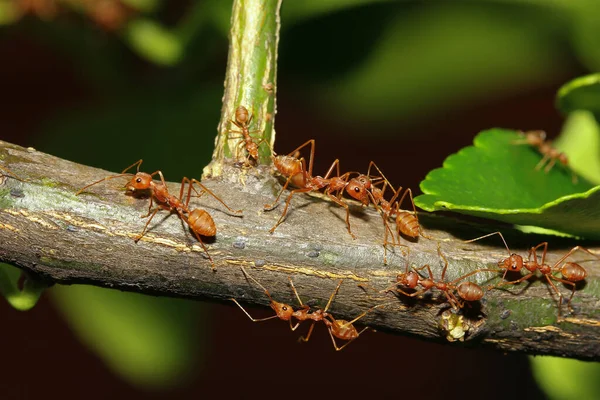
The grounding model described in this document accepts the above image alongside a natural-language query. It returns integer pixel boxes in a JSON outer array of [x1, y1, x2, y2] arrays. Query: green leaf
[[556, 73, 600, 116], [51, 285, 205, 389], [415, 129, 599, 239], [0, 263, 48, 311], [531, 356, 600, 400], [554, 111, 600, 185]]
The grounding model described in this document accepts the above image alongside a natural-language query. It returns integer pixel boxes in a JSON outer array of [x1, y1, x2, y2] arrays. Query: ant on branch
[[513, 130, 577, 183], [343, 161, 430, 263], [231, 267, 382, 351], [464, 231, 597, 316], [266, 140, 361, 238], [384, 245, 493, 310], [76, 160, 242, 269], [227, 106, 268, 166]]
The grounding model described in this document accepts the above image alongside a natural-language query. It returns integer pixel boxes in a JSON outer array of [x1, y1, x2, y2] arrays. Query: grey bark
[[0, 139, 599, 360]]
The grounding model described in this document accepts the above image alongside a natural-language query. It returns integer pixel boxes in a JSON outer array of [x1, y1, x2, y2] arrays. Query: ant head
[[346, 177, 370, 205], [499, 254, 523, 272], [125, 172, 152, 192], [397, 271, 418, 288], [272, 301, 294, 321]]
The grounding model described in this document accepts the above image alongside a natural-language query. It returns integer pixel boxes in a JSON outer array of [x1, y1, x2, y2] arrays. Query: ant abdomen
[[188, 209, 216, 237], [395, 211, 419, 238], [560, 262, 587, 282], [235, 106, 250, 125], [456, 282, 484, 302]]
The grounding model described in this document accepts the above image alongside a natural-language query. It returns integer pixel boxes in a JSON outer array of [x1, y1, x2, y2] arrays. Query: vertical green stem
[[204, 0, 282, 178]]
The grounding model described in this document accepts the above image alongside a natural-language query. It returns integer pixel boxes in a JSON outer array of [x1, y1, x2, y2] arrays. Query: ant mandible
[[76, 160, 242, 269]]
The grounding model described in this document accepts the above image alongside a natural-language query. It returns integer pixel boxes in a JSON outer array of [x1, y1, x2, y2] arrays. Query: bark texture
[[0, 140, 599, 360]]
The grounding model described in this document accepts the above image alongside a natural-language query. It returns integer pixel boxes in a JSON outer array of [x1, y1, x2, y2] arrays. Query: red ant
[[227, 106, 267, 165], [385, 245, 491, 310], [464, 231, 597, 316], [266, 140, 359, 238], [231, 267, 382, 351], [76, 160, 243, 269], [343, 162, 429, 262], [513, 130, 577, 183]]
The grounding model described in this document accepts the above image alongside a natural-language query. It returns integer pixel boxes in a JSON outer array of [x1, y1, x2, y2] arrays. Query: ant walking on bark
[[464, 231, 597, 316], [266, 140, 360, 238], [385, 245, 493, 310], [76, 160, 242, 269], [232, 267, 382, 351]]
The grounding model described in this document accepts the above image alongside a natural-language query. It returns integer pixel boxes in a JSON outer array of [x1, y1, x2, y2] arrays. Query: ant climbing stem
[[226, 105, 268, 165], [76, 160, 242, 270]]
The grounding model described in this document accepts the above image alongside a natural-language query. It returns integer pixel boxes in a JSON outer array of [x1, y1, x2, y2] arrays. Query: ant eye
[[282, 306, 288, 311], [136, 178, 142, 183], [354, 187, 360, 193]]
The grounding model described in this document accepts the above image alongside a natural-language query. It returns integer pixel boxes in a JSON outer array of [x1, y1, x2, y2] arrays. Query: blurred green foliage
[[1, 0, 599, 395], [0, 263, 48, 311], [51, 285, 204, 389], [531, 356, 600, 400]]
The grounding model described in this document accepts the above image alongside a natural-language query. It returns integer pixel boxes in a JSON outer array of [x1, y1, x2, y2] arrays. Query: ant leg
[[328, 326, 368, 352], [534, 154, 550, 171], [287, 277, 305, 306], [268, 187, 313, 234], [323, 280, 343, 313], [528, 242, 548, 264], [543, 158, 557, 174], [179, 211, 215, 269], [322, 159, 341, 180], [489, 272, 534, 290], [548, 275, 577, 316], [286, 140, 316, 177], [448, 268, 502, 285], [325, 192, 356, 239], [230, 298, 280, 322], [188, 179, 243, 214], [134, 207, 161, 242], [298, 322, 316, 343], [463, 231, 513, 257], [552, 246, 600, 268]]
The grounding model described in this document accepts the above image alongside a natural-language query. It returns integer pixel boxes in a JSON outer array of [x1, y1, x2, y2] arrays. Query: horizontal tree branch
[[0, 139, 599, 360]]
